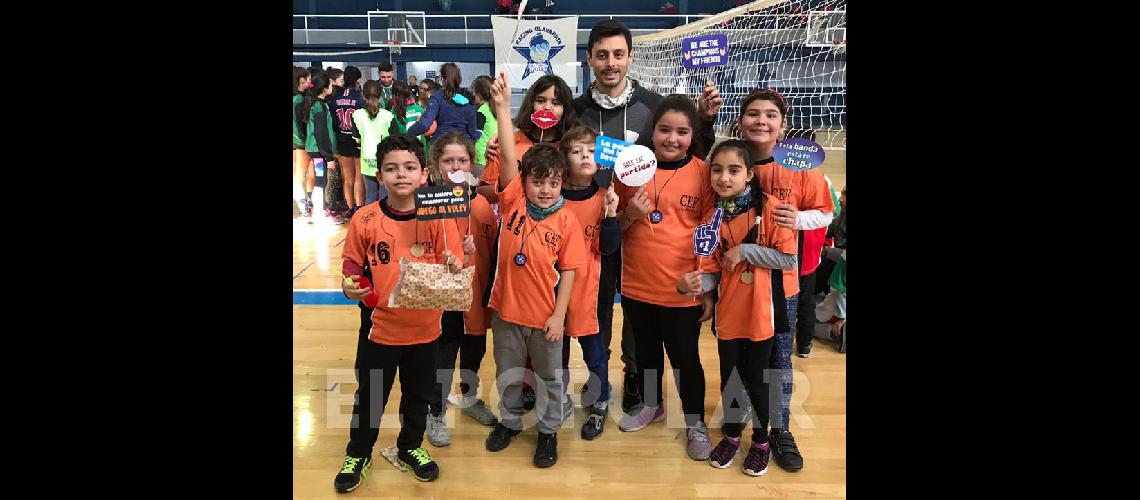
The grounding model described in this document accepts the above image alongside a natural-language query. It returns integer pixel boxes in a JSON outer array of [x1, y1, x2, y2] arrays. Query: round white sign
[[613, 144, 657, 187]]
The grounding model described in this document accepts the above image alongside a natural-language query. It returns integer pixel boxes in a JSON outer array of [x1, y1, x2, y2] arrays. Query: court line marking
[[292, 237, 347, 280]]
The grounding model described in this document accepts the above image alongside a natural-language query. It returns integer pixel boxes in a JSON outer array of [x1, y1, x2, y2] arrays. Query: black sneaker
[[796, 342, 812, 358], [768, 428, 804, 471], [534, 432, 558, 468], [621, 371, 641, 413], [581, 401, 608, 440], [396, 447, 439, 482], [485, 423, 521, 452], [333, 455, 371, 493], [522, 385, 536, 411]]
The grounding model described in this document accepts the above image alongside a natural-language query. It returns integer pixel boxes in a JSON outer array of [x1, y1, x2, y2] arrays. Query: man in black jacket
[[572, 19, 722, 414]]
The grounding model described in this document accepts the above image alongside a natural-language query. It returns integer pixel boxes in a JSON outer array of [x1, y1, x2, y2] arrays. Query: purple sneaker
[[742, 442, 771, 476], [708, 436, 741, 468], [617, 404, 664, 432]]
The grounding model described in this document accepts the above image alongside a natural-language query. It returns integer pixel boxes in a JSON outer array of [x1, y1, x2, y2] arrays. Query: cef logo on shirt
[[680, 194, 701, 210], [544, 231, 562, 250]]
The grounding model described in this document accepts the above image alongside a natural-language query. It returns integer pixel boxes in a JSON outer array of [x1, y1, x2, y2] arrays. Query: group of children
[[315, 64, 835, 492]]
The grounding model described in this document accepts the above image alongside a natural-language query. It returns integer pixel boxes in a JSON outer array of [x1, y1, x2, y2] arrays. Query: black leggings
[[430, 310, 489, 416], [622, 296, 706, 426], [718, 337, 774, 443]]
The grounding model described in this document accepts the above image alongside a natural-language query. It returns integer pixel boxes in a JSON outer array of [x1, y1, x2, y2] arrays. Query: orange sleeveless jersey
[[488, 176, 588, 329], [562, 186, 609, 337], [615, 155, 716, 308], [462, 194, 499, 335], [755, 161, 835, 298], [700, 199, 797, 341], [342, 201, 463, 345]]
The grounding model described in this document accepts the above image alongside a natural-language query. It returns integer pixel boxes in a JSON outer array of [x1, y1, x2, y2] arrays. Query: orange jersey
[[615, 155, 716, 307], [755, 158, 835, 298], [342, 200, 464, 345], [479, 130, 557, 188], [562, 184, 609, 337], [488, 175, 588, 329], [462, 194, 499, 335], [701, 199, 797, 341]]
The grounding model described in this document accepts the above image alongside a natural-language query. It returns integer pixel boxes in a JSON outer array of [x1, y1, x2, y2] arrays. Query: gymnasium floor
[[293, 217, 846, 498]]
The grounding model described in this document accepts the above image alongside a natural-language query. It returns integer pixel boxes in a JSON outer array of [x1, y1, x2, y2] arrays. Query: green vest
[[353, 108, 396, 177], [292, 94, 304, 148], [304, 101, 338, 156], [475, 102, 497, 166]]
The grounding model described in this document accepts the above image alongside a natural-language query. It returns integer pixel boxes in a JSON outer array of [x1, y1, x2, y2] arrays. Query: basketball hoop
[[387, 40, 402, 55]]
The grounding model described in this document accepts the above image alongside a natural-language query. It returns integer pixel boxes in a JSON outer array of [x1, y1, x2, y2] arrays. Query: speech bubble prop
[[613, 144, 657, 187]]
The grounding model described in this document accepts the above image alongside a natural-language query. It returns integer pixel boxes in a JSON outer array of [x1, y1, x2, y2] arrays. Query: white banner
[[492, 15, 579, 91]]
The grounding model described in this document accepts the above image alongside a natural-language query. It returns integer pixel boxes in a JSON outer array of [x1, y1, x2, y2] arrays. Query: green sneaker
[[333, 455, 371, 493], [397, 447, 440, 482]]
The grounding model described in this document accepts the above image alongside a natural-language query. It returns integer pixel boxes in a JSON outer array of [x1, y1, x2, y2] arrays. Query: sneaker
[[333, 455, 371, 493], [768, 428, 804, 471], [304, 198, 314, 217], [621, 371, 642, 413], [617, 403, 664, 432], [742, 442, 771, 476], [522, 385, 536, 411], [485, 423, 520, 452], [396, 447, 439, 482], [425, 411, 451, 447], [581, 401, 608, 440], [796, 342, 812, 358], [534, 432, 558, 468], [460, 398, 498, 426], [561, 395, 574, 423], [686, 422, 713, 460], [708, 437, 741, 468]]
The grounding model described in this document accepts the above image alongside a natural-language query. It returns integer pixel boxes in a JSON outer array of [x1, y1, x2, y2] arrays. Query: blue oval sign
[[773, 138, 825, 171]]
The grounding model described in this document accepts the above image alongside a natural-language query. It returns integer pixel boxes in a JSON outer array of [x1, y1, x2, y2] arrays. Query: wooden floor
[[294, 222, 846, 498]]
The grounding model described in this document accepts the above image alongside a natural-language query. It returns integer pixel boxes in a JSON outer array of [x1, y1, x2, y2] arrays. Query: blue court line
[[293, 289, 622, 305]]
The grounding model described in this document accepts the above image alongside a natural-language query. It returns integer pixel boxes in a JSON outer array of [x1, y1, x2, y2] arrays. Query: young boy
[[483, 73, 587, 468], [558, 125, 621, 440], [335, 134, 463, 491]]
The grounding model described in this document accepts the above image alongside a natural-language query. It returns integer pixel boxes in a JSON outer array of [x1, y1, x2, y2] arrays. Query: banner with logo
[[492, 15, 579, 91]]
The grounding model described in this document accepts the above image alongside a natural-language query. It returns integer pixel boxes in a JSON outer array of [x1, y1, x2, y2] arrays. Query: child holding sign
[[335, 134, 464, 490], [423, 132, 501, 449], [736, 89, 834, 472], [558, 125, 621, 440], [476, 74, 577, 202], [483, 73, 587, 468], [614, 94, 718, 461], [676, 139, 797, 477]]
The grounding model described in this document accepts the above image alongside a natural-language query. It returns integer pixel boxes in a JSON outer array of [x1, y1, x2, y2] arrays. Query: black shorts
[[336, 139, 361, 158]]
